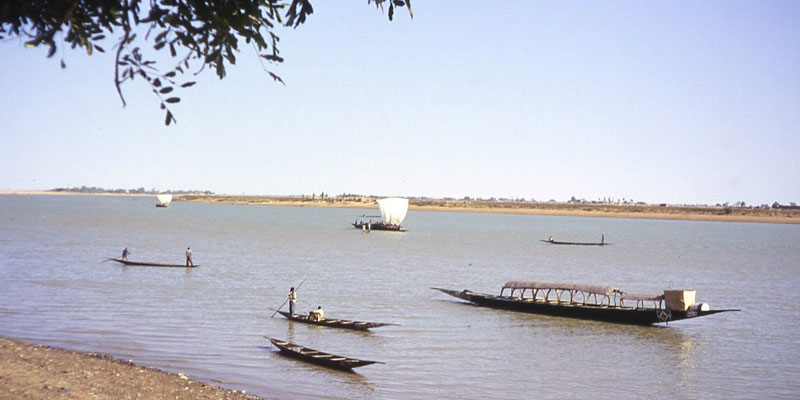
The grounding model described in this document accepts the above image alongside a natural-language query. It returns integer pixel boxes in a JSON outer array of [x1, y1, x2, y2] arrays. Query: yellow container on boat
[[664, 290, 696, 311]]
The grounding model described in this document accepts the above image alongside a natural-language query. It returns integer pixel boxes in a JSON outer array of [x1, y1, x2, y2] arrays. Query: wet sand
[[0, 337, 265, 400]]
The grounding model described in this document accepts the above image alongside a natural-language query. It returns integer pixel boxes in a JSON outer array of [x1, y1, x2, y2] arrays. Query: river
[[0, 194, 798, 399]]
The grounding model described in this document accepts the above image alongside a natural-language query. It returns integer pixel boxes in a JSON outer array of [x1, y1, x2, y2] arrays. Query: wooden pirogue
[[273, 310, 396, 331], [107, 258, 199, 268], [541, 235, 610, 246], [265, 337, 383, 371], [540, 239, 610, 246], [434, 280, 739, 325]]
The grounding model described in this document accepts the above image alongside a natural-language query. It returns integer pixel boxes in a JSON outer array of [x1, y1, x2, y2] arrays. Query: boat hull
[[434, 288, 735, 325], [274, 310, 393, 331], [540, 240, 609, 246], [108, 258, 198, 268], [352, 222, 405, 232], [266, 337, 381, 371]]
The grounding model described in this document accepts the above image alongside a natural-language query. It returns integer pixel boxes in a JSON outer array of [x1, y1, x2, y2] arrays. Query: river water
[[0, 194, 798, 399]]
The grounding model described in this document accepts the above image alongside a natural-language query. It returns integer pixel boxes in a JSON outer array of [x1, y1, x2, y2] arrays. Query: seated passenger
[[309, 306, 324, 321]]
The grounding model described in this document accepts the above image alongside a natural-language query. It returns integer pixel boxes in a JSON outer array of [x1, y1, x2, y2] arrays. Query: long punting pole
[[271, 277, 307, 318]]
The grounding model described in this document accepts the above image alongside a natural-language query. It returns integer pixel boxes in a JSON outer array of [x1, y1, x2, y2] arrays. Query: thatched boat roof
[[503, 280, 621, 296], [620, 292, 664, 301]]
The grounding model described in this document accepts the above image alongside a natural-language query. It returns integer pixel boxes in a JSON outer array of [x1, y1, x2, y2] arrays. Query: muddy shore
[[0, 337, 266, 400]]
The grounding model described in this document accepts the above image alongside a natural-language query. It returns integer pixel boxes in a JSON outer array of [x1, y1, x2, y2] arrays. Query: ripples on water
[[1, 195, 799, 399]]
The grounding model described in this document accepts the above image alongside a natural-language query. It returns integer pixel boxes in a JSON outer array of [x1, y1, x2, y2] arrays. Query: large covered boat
[[273, 310, 396, 331], [265, 337, 383, 371], [352, 198, 409, 231], [434, 280, 738, 325]]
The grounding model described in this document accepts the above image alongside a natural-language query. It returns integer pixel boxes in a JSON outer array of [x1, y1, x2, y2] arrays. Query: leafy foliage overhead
[[1, 0, 412, 125]]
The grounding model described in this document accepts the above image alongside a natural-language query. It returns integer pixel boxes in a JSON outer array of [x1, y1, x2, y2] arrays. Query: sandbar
[[179, 195, 800, 225], [2, 191, 797, 224]]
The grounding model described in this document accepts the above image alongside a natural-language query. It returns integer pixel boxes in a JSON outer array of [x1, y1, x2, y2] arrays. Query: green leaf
[[261, 54, 284, 63], [165, 97, 180, 103], [159, 87, 173, 94], [180, 82, 196, 88], [268, 72, 285, 84], [154, 31, 168, 43]]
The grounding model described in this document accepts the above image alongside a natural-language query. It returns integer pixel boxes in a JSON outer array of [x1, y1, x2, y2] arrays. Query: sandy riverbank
[[2, 191, 797, 224], [178, 195, 800, 225], [0, 337, 265, 400], [0, 190, 150, 197]]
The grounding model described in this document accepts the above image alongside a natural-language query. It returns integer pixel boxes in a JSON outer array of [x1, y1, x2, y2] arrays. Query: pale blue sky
[[1, 1, 798, 205]]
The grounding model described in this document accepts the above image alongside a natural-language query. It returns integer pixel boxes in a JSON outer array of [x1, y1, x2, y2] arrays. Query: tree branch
[[114, 0, 131, 107]]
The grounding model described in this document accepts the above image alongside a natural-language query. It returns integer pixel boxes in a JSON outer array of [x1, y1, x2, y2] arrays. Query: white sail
[[377, 198, 408, 226], [156, 194, 173, 207]]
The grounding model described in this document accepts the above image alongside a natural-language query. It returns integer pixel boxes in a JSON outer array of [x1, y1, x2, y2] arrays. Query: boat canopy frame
[[501, 280, 665, 310]]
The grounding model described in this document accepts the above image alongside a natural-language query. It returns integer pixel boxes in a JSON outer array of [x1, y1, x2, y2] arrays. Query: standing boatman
[[185, 247, 193, 267], [288, 287, 297, 315], [122, 247, 130, 260]]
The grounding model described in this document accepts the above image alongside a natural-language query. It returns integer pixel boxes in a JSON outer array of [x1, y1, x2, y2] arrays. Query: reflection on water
[[1, 194, 799, 399]]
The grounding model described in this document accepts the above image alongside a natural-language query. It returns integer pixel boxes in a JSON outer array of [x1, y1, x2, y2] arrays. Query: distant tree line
[[51, 186, 213, 195], [772, 201, 800, 210]]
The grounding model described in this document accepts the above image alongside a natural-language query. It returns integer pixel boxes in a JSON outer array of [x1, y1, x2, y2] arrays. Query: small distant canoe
[[540, 239, 610, 246], [265, 337, 383, 371], [273, 310, 395, 331], [108, 258, 198, 268]]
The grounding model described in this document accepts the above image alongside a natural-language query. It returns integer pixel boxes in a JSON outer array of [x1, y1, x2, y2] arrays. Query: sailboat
[[353, 198, 409, 231], [155, 194, 172, 208]]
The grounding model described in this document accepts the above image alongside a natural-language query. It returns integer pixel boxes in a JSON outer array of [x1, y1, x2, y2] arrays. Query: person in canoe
[[309, 306, 324, 321], [185, 247, 193, 267], [122, 247, 130, 261], [288, 287, 297, 315]]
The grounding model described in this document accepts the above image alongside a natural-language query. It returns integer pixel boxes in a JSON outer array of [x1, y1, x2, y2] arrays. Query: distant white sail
[[377, 198, 408, 226], [156, 194, 173, 207]]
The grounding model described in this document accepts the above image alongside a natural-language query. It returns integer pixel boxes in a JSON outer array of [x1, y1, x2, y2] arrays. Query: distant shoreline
[[2, 190, 798, 224], [179, 194, 800, 225], [0, 190, 150, 196]]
